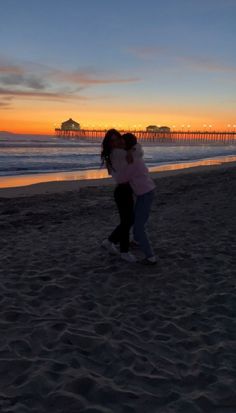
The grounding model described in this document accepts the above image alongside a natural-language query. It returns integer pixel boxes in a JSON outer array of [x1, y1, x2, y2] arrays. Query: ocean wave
[[0, 153, 100, 159], [0, 137, 236, 177], [0, 164, 101, 177]]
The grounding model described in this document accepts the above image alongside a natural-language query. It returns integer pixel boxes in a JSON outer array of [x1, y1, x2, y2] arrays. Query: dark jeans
[[133, 190, 154, 258], [109, 183, 134, 253]]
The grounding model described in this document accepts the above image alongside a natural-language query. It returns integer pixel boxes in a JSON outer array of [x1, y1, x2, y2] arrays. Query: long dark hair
[[101, 129, 121, 172]]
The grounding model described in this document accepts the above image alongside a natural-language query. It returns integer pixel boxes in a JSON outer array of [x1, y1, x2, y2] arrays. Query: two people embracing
[[101, 129, 156, 265]]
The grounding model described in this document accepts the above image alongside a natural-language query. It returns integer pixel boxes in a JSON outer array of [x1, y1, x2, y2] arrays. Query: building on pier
[[146, 125, 159, 132], [159, 126, 171, 132], [61, 118, 80, 131], [146, 125, 171, 133]]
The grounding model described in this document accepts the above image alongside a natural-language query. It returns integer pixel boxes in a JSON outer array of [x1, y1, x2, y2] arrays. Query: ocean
[[1, 133, 236, 177]]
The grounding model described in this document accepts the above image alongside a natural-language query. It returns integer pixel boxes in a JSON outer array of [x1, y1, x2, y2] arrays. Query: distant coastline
[[0, 131, 15, 135]]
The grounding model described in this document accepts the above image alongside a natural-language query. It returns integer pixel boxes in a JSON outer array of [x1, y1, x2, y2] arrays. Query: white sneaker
[[140, 256, 157, 265], [101, 239, 119, 255], [120, 252, 137, 263]]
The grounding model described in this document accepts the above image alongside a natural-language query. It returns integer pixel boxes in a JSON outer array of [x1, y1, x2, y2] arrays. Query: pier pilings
[[54, 129, 236, 144]]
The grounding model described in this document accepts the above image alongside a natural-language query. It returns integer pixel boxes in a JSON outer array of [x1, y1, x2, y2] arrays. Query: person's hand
[[106, 161, 112, 175]]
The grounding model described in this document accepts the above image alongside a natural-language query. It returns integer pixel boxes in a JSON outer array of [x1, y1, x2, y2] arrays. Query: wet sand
[[1, 155, 236, 197], [0, 164, 235, 412]]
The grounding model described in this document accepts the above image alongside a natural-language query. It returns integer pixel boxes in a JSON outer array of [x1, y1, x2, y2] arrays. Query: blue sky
[[0, 0, 236, 132]]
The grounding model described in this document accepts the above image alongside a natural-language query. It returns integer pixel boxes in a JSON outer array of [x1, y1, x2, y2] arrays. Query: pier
[[55, 128, 236, 144]]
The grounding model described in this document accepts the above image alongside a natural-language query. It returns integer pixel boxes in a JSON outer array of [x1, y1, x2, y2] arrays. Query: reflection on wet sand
[[0, 155, 236, 189], [149, 156, 236, 172]]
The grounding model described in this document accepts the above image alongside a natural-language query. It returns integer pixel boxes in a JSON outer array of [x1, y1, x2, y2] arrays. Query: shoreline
[[0, 156, 236, 198]]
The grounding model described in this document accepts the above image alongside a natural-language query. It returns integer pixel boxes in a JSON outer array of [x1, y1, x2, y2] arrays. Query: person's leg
[[115, 185, 134, 252], [108, 186, 122, 245], [133, 190, 154, 258], [108, 224, 121, 245]]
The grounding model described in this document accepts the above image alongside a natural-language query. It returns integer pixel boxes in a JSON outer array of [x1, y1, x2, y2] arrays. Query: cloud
[[0, 62, 87, 105], [1, 95, 13, 101], [127, 46, 166, 60], [0, 64, 24, 75], [0, 59, 140, 109], [126, 46, 236, 74], [177, 56, 236, 74], [0, 101, 9, 107], [53, 70, 140, 85], [0, 61, 140, 88], [0, 62, 48, 91], [0, 95, 13, 107], [0, 98, 12, 109], [0, 87, 88, 100], [0, 73, 47, 89]]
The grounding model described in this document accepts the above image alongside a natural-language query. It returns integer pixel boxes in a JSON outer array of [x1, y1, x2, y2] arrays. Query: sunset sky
[[0, 0, 236, 134]]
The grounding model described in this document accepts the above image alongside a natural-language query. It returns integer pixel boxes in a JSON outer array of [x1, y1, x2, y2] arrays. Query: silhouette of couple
[[101, 129, 156, 265]]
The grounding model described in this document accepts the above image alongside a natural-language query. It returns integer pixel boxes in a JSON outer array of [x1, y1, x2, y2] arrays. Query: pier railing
[[55, 129, 236, 144]]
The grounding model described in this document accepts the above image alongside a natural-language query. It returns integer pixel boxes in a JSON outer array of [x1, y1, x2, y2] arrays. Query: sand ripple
[[0, 167, 236, 412]]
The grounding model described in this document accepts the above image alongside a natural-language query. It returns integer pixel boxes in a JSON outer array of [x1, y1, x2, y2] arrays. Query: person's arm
[[126, 149, 134, 164], [132, 143, 144, 158], [114, 161, 135, 183], [126, 143, 144, 164], [106, 161, 112, 175], [110, 149, 131, 183]]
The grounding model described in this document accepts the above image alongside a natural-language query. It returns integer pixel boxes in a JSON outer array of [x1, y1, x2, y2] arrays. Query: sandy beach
[[0, 164, 236, 413]]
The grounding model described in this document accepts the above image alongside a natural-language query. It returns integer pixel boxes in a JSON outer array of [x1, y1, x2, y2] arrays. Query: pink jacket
[[110, 147, 155, 196]]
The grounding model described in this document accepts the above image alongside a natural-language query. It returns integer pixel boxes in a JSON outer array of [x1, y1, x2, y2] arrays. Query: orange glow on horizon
[[1, 119, 236, 135], [1, 102, 236, 134], [1, 120, 236, 134]]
